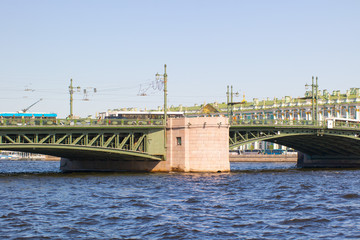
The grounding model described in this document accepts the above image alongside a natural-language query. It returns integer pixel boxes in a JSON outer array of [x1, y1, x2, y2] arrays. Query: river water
[[1, 160, 360, 239]]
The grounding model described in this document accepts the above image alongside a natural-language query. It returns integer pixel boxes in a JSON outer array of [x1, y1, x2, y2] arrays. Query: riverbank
[[230, 154, 297, 162], [0, 156, 60, 161]]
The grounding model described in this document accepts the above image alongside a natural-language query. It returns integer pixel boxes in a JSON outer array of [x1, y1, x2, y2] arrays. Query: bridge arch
[[229, 125, 360, 167], [230, 133, 360, 156], [231, 133, 360, 156], [0, 144, 163, 162]]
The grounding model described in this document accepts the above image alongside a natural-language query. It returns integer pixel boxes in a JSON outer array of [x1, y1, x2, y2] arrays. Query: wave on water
[[1, 161, 360, 239]]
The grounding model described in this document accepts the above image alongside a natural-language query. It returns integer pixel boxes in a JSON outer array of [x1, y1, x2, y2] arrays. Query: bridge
[[0, 118, 167, 171], [1, 117, 360, 170], [230, 119, 360, 167]]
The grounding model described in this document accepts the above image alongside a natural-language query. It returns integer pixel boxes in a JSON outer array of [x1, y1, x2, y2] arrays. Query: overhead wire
[[0, 78, 226, 110]]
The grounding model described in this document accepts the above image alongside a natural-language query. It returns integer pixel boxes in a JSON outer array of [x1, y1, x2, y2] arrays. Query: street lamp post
[[226, 85, 230, 118], [226, 85, 240, 123], [155, 64, 168, 126], [68, 79, 80, 119], [69, 79, 73, 119], [231, 85, 234, 118], [68, 79, 96, 119], [155, 64, 168, 152], [305, 76, 319, 125], [164, 65, 168, 126]]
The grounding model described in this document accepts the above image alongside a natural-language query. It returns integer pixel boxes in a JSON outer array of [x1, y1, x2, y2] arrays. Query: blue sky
[[0, 0, 359, 117]]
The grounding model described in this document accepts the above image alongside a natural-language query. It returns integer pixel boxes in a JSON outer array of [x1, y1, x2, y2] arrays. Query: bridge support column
[[166, 117, 230, 172], [297, 152, 360, 168]]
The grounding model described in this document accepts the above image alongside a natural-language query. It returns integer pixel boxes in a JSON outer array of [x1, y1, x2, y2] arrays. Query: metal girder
[[118, 134, 131, 150], [270, 135, 360, 156], [268, 136, 339, 156], [88, 134, 101, 146], [0, 143, 163, 161], [56, 134, 69, 144], [133, 134, 146, 151], [249, 131, 258, 139], [103, 134, 116, 148], [71, 134, 84, 145], [39, 134, 52, 144], [237, 132, 247, 141], [4, 135, 15, 144], [230, 125, 360, 157], [229, 129, 278, 146], [0, 128, 159, 158], [22, 134, 33, 143]]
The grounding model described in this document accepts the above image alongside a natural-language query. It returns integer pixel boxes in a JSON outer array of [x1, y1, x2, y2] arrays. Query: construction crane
[[21, 98, 43, 113]]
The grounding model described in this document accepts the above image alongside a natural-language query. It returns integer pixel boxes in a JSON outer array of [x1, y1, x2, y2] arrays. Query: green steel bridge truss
[[0, 121, 166, 161], [230, 120, 360, 156]]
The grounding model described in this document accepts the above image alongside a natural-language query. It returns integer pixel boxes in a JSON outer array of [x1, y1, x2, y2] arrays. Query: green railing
[[0, 118, 165, 127], [334, 121, 360, 129], [231, 119, 360, 129], [231, 119, 320, 126]]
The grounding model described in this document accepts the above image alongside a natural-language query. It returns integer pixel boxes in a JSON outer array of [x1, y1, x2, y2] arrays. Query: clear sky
[[0, 0, 359, 118]]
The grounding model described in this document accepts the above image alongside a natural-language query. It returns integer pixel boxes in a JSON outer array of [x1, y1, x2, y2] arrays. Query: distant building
[[180, 88, 360, 121]]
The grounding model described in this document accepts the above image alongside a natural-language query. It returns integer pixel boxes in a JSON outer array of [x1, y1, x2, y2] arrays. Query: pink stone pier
[[149, 116, 230, 172]]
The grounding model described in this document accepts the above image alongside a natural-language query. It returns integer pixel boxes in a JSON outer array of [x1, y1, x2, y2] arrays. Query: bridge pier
[[165, 116, 230, 172], [297, 152, 360, 168], [60, 116, 230, 172]]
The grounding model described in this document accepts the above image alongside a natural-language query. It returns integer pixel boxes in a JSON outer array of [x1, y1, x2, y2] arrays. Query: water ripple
[[1, 161, 360, 239]]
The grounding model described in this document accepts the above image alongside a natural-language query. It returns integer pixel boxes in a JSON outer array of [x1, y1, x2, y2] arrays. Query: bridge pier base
[[60, 158, 167, 172], [297, 152, 360, 168], [166, 117, 230, 172], [60, 116, 230, 173]]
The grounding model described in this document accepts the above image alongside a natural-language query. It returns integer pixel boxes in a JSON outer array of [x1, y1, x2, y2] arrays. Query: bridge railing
[[0, 118, 165, 127], [231, 119, 360, 129], [334, 121, 360, 129], [231, 119, 320, 126]]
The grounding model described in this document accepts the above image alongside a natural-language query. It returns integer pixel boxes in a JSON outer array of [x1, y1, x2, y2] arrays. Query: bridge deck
[[0, 118, 165, 127], [0, 119, 166, 162]]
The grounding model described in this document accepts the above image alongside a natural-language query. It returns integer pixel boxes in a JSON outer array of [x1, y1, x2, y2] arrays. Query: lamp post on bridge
[[68, 79, 80, 119], [305, 76, 319, 125], [155, 64, 168, 126], [155, 64, 168, 152], [227, 85, 243, 123], [68, 79, 97, 119]]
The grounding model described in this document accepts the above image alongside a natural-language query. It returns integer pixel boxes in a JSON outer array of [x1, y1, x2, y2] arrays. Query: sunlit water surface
[[1, 160, 360, 239]]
